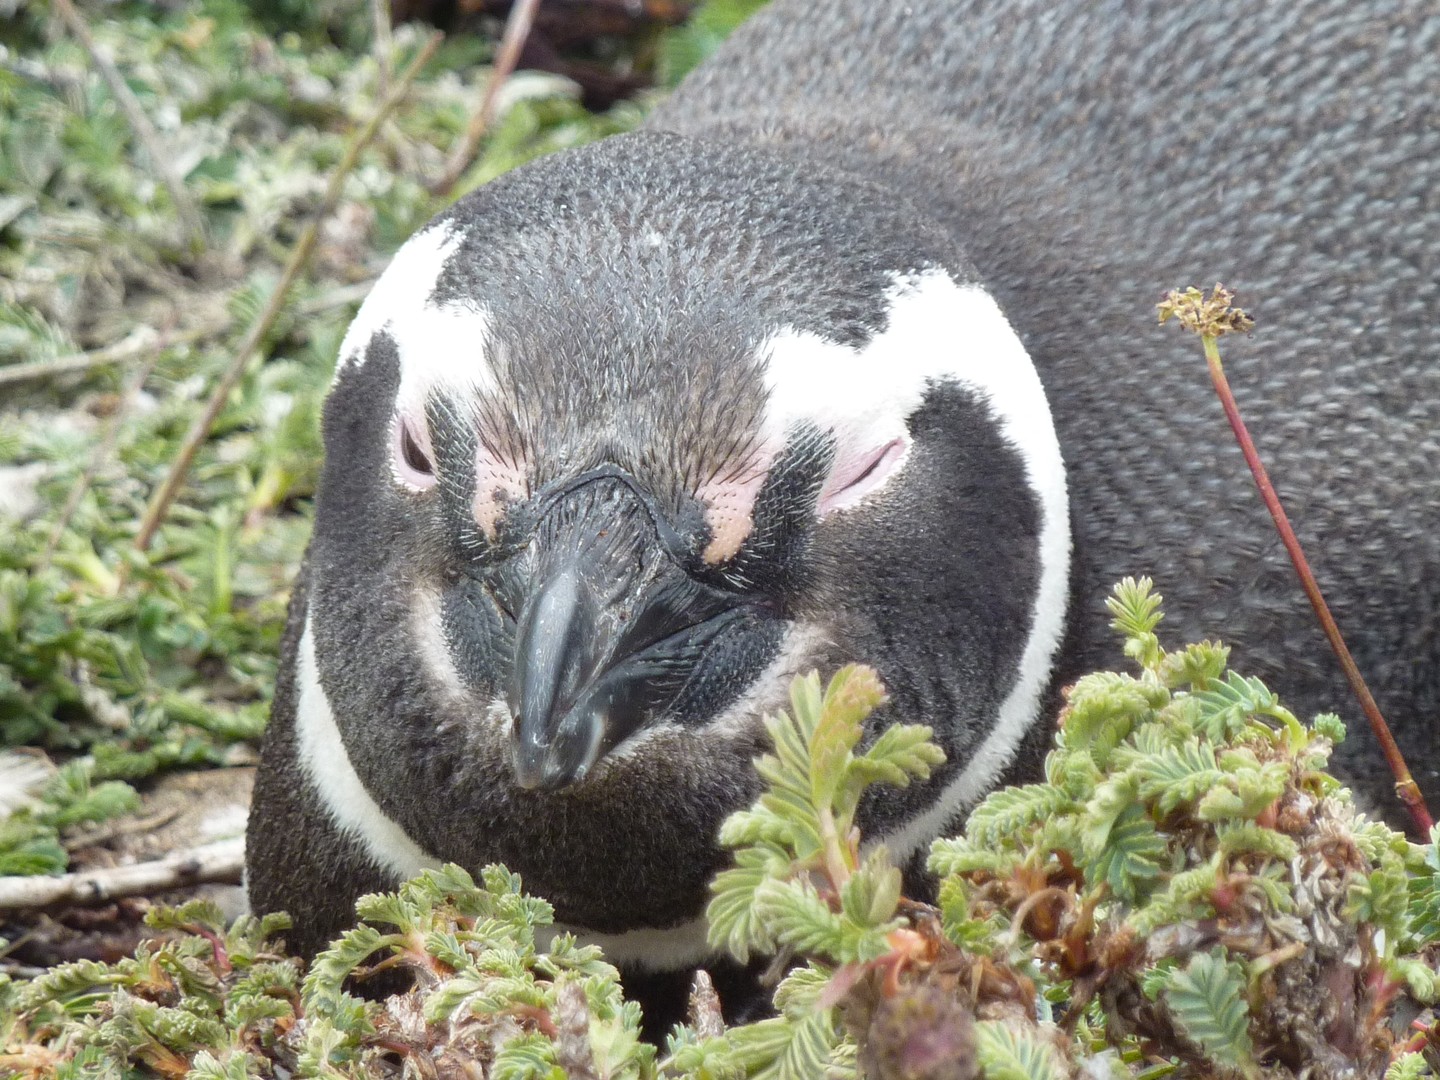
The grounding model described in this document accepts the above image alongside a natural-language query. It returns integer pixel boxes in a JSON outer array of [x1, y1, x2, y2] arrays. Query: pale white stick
[[0, 837, 244, 910]]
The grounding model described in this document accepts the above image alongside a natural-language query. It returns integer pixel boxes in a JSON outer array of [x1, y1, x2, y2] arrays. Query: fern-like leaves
[[1162, 949, 1254, 1076], [974, 1021, 1064, 1080], [707, 665, 943, 965]]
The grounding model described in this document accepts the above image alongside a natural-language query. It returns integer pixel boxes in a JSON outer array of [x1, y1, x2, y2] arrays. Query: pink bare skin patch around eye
[[390, 404, 526, 541], [697, 433, 909, 564], [698, 462, 770, 565], [696, 440, 789, 576], [817, 435, 908, 515]]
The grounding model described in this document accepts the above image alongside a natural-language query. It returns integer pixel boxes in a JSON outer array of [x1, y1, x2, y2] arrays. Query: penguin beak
[[507, 564, 609, 790], [504, 483, 738, 791]]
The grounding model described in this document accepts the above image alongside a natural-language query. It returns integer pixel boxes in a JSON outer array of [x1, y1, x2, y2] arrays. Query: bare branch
[[0, 837, 243, 911], [132, 32, 443, 553], [49, 0, 207, 250], [430, 0, 542, 198], [371, 0, 394, 96], [0, 326, 170, 388], [64, 807, 182, 853], [0, 282, 377, 390]]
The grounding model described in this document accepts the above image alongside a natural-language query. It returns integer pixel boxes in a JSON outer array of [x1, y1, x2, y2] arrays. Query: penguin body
[[248, 0, 1440, 1006]]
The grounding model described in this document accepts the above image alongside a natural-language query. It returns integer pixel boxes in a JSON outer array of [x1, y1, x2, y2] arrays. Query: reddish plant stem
[[184, 923, 233, 976], [1202, 335, 1433, 835]]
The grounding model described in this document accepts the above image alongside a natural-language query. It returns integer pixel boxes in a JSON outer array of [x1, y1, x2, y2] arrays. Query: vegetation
[[2, 2, 1438, 1077], [1, 581, 1437, 1076]]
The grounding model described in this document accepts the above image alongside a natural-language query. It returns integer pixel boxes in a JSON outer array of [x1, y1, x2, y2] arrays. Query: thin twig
[[0, 283, 377, 390], [49, 0, 207, 251], [0, 927, 36, 962], [1159, 285, 1434, 836], [132, 33, 442, 553], [63, 807, 182, 852], [429, 0, 542, 197], [370, 0, 394, 97], [0, 837, 243, 911], [0, 325, 188, 388], [1201, 332, 1433, 836]]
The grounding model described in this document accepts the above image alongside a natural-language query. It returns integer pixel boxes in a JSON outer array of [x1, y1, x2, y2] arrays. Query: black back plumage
[[655, 0, 1440, 814]]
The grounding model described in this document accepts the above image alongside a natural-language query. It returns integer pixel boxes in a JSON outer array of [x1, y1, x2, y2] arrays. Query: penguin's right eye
[[393, 415, 438, 490]]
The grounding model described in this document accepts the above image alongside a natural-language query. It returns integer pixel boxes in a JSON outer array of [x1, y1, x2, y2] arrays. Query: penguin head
[[306, 131, 1068, 902]]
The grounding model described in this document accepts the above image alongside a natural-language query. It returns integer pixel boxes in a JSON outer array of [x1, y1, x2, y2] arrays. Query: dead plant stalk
[[132, 33, 442, 554], [0, 837, 243, 911], [49, 0, 207, 250], [430, 0, 543, 197], [1161, 284, 1434, 836]]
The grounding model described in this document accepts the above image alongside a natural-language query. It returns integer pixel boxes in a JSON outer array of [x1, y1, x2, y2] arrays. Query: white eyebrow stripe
[[757, 269, 1054, 498], [760, 270, 1071, 857], [336, 222, 496, 408]]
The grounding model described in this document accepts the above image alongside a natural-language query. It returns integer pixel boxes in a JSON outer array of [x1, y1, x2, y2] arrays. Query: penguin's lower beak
[[504, 482, 741, 791]]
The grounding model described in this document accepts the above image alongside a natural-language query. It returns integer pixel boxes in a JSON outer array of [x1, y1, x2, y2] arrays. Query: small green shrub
[[5, 579, 1437, 1077]]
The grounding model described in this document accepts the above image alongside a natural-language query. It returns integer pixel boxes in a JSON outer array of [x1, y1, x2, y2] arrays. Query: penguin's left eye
[[393, 415, 438, 490], [819, 436, 907, 514]]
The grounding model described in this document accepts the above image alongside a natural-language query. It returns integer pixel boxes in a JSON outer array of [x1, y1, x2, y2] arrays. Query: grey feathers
[[660, 0, 1440, 814], [248, 0, 1440, 991]]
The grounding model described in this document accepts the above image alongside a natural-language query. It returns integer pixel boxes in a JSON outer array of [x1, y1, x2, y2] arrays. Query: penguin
[[248, 0, 1440, 1028]]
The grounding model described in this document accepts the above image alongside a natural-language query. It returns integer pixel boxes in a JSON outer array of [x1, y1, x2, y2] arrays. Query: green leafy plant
[[671, 667, 951, 1079], [930, 578, 1440, 1078], [4, 592, 1440, 1075], [0, 866, 655, 1078], [0, 900, 298, 1078], [0, 756, 139, 876], [656, 0, 772, 87], [300, 863, 654, 1079], [706, 666, 941, 966]]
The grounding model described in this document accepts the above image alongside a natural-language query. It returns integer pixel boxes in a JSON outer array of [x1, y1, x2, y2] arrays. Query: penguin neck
[[290, 610, 721, 970]]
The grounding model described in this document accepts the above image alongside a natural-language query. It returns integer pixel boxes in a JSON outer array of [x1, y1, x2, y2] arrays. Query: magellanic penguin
[[248, 0, 1440, 1021]]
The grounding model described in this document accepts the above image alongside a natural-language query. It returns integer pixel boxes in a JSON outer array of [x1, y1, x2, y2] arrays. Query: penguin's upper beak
[[504, 475, 744, 791]]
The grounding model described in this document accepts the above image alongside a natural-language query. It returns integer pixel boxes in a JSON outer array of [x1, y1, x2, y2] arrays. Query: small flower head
[[1157, 283, 1255, 338]]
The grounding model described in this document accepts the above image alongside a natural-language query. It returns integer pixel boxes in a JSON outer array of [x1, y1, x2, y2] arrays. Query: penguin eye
[[393, 415, 438, 490], [818, 436, 907, 515]]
